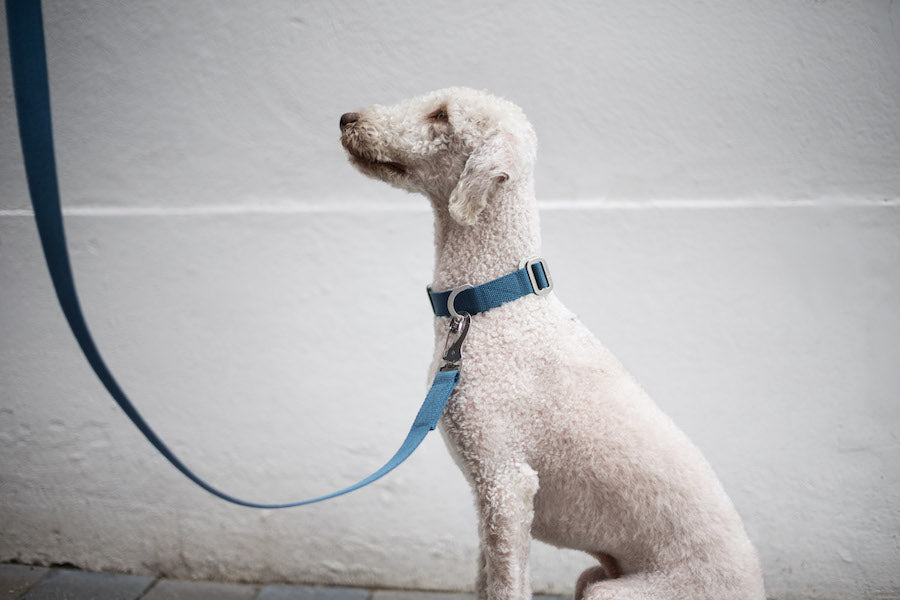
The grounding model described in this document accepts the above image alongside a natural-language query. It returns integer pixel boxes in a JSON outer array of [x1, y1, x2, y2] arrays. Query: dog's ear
[[448, 135, 512, 226]]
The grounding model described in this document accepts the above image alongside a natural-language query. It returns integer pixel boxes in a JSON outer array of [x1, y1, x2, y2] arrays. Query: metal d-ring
[[447, 284, 474, 319]]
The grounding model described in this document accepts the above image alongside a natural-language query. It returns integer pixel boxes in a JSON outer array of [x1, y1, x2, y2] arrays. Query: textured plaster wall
[[1, 2, 899, 600]]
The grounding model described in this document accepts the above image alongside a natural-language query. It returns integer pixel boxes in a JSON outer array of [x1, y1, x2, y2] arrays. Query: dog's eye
[[428, 107, 449, 122]]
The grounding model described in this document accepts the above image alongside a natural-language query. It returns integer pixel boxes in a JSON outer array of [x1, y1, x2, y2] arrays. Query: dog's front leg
[[476, 463, 540, 600], [475, 543, 489, 600]]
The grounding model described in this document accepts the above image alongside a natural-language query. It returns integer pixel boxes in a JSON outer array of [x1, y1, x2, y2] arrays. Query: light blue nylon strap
[[413, 370, 460, 430], [273, 369, 459, 506], [5, 0, 459, 509]]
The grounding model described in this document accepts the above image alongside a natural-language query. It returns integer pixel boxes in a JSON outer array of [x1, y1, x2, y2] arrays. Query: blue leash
[[6, 0, 552, 509], [5, 0, 462, 508]]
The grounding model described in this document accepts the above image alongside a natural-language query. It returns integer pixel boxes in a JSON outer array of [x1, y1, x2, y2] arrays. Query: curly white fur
[[340, 88, 765, 600]]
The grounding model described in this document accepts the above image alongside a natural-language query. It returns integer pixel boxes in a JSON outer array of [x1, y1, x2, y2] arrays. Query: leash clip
[[440, 313, 471, 372]]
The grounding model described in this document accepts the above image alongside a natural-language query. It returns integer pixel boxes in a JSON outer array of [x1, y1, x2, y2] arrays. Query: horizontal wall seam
[[0, 197, 897, 218]]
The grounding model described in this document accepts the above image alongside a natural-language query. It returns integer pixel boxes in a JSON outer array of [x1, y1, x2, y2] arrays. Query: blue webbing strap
[[5, 0, 458, 508], [428, 261, 551, 318]]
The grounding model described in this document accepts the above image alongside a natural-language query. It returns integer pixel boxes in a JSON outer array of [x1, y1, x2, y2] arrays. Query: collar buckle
[[520, 257, 553, 296]]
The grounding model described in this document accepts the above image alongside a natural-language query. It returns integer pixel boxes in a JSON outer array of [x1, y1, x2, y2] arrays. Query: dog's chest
[[433, 299, 601, 472]]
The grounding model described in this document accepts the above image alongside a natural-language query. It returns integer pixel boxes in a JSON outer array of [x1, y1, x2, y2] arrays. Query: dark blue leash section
[[5, 0, 460, 508]]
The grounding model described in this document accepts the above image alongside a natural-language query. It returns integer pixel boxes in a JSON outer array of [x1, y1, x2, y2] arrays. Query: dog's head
[[340, 87, 536, 225]]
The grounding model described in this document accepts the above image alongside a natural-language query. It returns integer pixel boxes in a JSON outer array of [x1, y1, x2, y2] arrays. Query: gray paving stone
[[141, 578, 258, 600], [257, 585, 369, 600], [19, 569, 153, 600], [0, 565, 50, 600], [372, 592, 473, 600]]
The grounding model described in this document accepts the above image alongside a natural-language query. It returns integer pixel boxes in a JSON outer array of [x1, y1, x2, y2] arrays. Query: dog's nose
[[340, 112, 360, 131]]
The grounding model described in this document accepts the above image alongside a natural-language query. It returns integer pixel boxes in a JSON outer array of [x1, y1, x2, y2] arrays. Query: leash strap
[[428, 257, 553, 318], [5, 0, 459, 508]]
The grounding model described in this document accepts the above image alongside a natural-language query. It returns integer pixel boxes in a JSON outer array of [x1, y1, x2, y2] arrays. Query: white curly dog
[[339, 88, 765, 600]]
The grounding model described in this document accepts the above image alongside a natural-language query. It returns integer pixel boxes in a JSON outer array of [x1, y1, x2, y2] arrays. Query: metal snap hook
[[440, 312, 471, 372]]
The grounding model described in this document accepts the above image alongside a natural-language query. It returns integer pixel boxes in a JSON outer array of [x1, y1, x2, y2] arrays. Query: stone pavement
[[1, 563, 569, 600]]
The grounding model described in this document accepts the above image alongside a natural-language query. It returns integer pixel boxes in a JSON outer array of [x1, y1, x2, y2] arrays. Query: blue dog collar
[[428, 257, 553, 318]]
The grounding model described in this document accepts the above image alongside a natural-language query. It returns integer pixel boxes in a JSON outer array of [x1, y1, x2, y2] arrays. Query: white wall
[[1, 2, 899, 599]]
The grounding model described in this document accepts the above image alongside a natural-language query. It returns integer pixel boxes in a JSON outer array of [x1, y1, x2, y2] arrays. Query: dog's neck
[[429, 178, 541, 291]]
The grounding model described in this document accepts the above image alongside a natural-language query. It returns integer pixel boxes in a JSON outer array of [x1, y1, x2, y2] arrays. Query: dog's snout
[[340, 112, 360, 131]]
